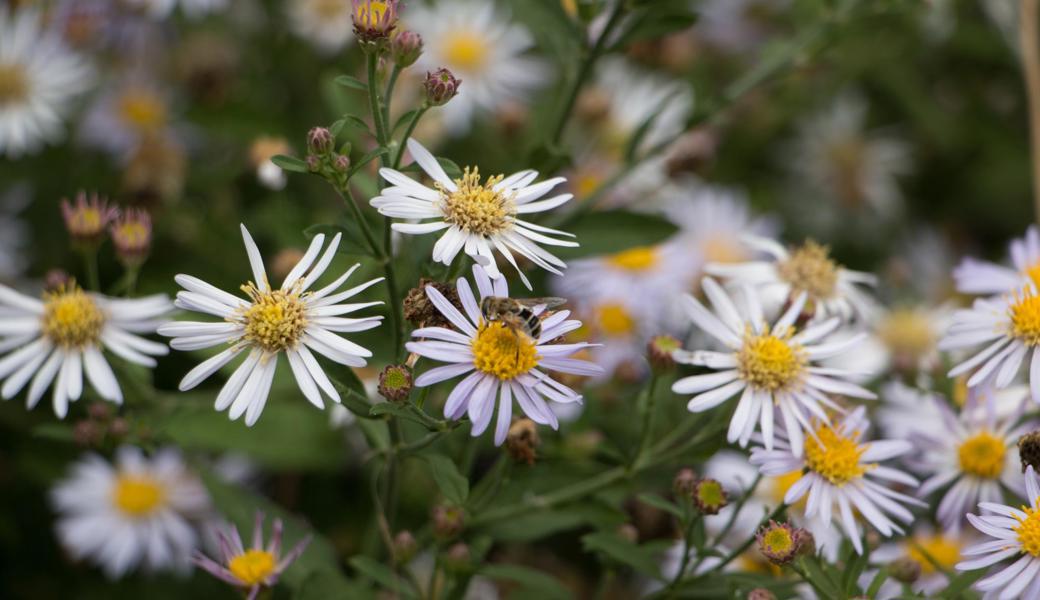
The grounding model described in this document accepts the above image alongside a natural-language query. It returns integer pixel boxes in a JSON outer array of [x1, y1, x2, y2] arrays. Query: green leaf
[[343, 114, 373, 134], [479, 564, 573, 600], [940, 568, 987, 598], [865, 567, 889, 598], [334, 75, 368, 91], [636, 493, 682, 518], [349, 147, 390, 176], [553, 211, 678, 259], [348, 556, 417, 598], [32, 422, 74, 443], [369, 402, 437, 429], [272, 154, 310, 173], [482, 504, 624, 542], [295, 570, 376, 600], [422, 454, 469, 505], [612, 5, 697, 48], [329, 373, 379, 418], [329, 118, 346, 138], [581, 532, 661, 578]]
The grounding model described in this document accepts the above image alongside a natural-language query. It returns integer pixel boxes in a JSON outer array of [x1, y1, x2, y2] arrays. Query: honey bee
[[480, 296, 567, 342]]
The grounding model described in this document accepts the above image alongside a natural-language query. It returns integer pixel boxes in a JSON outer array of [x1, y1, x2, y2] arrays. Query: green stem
[[124, 265, 139, 297], [632, 373, 661, 466], [665, 514, 701, 594], [383, 221, 404, 358], [339, 186, 383, 258], [366, 53, 389, 150], [383, 65, 401, 141], [83, 248, 100, 291], [392, 106, 429, 169]]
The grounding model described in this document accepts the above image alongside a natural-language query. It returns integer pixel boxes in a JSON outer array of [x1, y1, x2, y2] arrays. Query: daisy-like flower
[[956, 466, 1040, 599], [51, 446, 211, 578], [750, 406, 924, 554], [194, 512, 311, 600], [0, 282, 171, 417], [122, 0, 229, 20], [371, 139, 577, 289], [405, 0, 547, 134], [249, 136, 291, 191], [160, 225, 384, 426], [706, 235, 878, 323], [941, 283, 1040, 403], [672, 277, 874, 455], [0, 7, 93, 158], [288, 0, 356, 54], [912, 393, 1030, 531], [406, 265, 602, 445], [954, 225, 1040, 297], [79, 78, 176, 159], [870, 527, 971, 597]]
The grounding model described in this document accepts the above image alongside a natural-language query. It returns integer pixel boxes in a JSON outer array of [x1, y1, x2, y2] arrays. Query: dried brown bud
[[109, 417, 130, 438], [73, 420, 99, 448], [617, 523, 639, 543], [378, 364, 413, 402], [271, 248, 306, 281], [889, 556, 921, 584], [404, 278, 460, 328], [1020, 431, 1040, 473], [392, 530, 417, 564], [575, 87, 612, 123], [672, 468, 697, 500], [648, 335, 681, 372], [87, 402, 112, 421], [505, 418, 540, 465], [432, 504, 464, 539]]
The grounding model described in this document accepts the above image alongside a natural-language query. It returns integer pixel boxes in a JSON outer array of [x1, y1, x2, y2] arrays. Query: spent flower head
[[378, 364, 412, 402], [423, 67, 461, 107], [693, 477, 728, 515]]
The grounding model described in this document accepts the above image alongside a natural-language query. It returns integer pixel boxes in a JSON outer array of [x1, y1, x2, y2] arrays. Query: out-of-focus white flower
[[123, 0, 229, 20], [406, 0, 547, 134], [870, 527, 973, 597], [954, 225, 1040, 297], [0, 7, 93, 158], [160, 225, 384, 426], [51, 446, 211, 578], [672, 278, 874, 456], [693, 0, 787, 54], [859, 303, 953, 377], [79, 77, 178, 159], [249, 136, 291, 191], [288, 0, 355, 54], [372, 139, 577, 289]]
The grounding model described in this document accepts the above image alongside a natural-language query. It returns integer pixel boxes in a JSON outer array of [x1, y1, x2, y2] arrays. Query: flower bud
[[392, 530, 417, 564], [575, 88, 612, 123], [648, 335, 681, 372], [617, 524, 639, 543], [352, 0, 398, 45], [423, 68, 461, 107], [432, 504, 464, 539], [110, 208, 152, 267], [747, 589, 777, 600], [505, 418, 540, 465], [1020, 430, 1040, 473], [306, 155, 322, 173], [672, 468, 697, 500], [109, 417, 130, 438], [793, 527, 815, 558], [307, 127, 334, 156], [692, 478, 728, 515], [756, 521, 799, 566], [665, 127, 718, 177], [391, 30, 423, 67], [332, 154, 351, 173], [62, 191, 118, 245], [378, 364, 413, 402], [443, 542, 470, 572], [73, 420, 100, 448], [87, 402, 112, 421], [889, 556, 921, 584], [44, 269, 71, 292]]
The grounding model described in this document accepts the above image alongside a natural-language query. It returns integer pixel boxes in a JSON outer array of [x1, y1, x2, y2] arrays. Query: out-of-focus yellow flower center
[[738, 553, 783, 577], [112, 475, 165, 517], [777, 241, 839, 300], [573, 171, 602, 199], [595, 303, 635, 337], [1010, 289, 1040, 346], [229, 549, 278, 586], [439, 168, 514, 236], [443, 31, 489, 72], [769, 471, 804, 504], [42, 287, 105, 348], [241, 284, 308, 353], [311, 0, 349, 18], [113, 222, 150, 249], [1024, 262, 1040, 290], [737, 328, 805, 391], [761, 527, 794, 555], [952, 376, 969, 407], [827, 136, 866, 208], [1015, 503, 1040, 557], [804, 423, 869, 486], [877, 308, 935, 364], [606, 246, 658, 272], [118, 89, 167, 132], [957, 431, 1006, 479], [0, 63, 29, 106], [702, 236, 746, 264], [472, 321, 538, 380], [907, 535, 962, 575]]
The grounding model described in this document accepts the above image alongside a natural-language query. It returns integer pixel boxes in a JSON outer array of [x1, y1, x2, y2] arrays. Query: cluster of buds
[[755, 521, 815, 566], [673, 468, 728, 515], [61, 191, 119, 246], [378, 364, 413, 402], [423, 68, 461, 107], [352, 0, 399, 48], [73, 402, 130, 448], [305, 127, 351, 179], [109, 208, 153, 268]]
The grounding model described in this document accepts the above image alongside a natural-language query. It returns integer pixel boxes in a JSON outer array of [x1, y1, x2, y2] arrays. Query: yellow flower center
[[877, 308, 935, 364], [41, 287, 105, 348], [827, 136, 867, 208], [439, 168, 514, 237], [1026, 262, 1040, 290], [1015, 502, 1040, 557], [472, 321, 538, 380], [1010, 288, 1040, 346], [595, 303, 636, 337], [736, 328, 805, 392], [240, 284, 308, 354], [606, 246, 658, 272], [228, 549, 278, 586], [702, 236, 746, 264], [769, 470, 804, 505], [776, 241, 840, 301], [952, 376, 969, 408], [804, 423, 870, 486], [118, 89, 167, 132], [112, 474, 165, 517], [113, 222, 149, 248], [0, 63, 29, 107], [957, 431, 1006, 479], [353, 0, 389, 28], [761, 527, 795, 555], [443, 31, 489, 72], [907, 535, 962, 575], [573, 171, 603, 200]]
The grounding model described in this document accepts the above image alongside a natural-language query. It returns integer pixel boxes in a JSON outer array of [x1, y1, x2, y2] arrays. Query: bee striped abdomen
[[521, 309, 541, 339]]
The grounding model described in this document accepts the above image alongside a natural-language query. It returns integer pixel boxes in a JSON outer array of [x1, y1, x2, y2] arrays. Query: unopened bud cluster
[[304, 127, 351, 181], [73, 402, 131, 448]]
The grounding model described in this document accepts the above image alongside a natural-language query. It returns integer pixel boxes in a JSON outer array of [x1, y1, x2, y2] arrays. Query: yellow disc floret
[[41, 286, 105, 348], [804, 423, 870, 486], [877, 308, 936, 365], [736, 327, 805, 392], [1010, 288, 1040, 346], [117, 88, 168, 133], [443, 31, 489, 72], [606, 246, 658, 272], [957, 431, 1006, 479], [907, 535, 962, 575], [1026, 262, 1040, 290], [240, 284, 308, 354], [595, 303, 636, 337], [439, 167, 514, 237], [0, 63, 29, 107], [1015, 503, 1040, 557], [112, 474, 165, 517], [472, 321, 538, 380], [229, 549, 278, 586], [776, 241, 840, 300]]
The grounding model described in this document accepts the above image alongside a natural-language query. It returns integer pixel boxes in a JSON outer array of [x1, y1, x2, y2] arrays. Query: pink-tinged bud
[[306, 155, 322, 173], [61, 191, 118, 244], [352, 0, 398, 45], [44, 269, 71, 292], [307, 127, 334, 156], [423, 68, 461, 107], [391, 30, 423, 67], [110, 208, 152, 266], [332, 154, 351, 173]]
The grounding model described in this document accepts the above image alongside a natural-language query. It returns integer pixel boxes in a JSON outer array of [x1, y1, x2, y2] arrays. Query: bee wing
[[515, 297, 567, 310]]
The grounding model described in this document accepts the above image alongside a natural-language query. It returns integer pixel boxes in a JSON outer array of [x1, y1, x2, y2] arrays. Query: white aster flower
[[825, 303, 953, 379], [123, 0, 228, 19], [288, 0, 355, 54], [954, 225, 1040, 297], [0, 7, 93, 158], [870, 527, 971, 598], [406, 265, 602, 445], [0, 283, 171, 418], [706, 235, 878, 323], [672, 277, 874, 455], [406, 0, 547, 134], [79, 77, 178, 159], [160, 225, 384, 426], [956, 466, 1040, 599], [750, 406, 924, 555], [912, 392, 1030, 532], [50, 446, 211, 578], [941, 283, 1040, 404], [372, 139, 577, 289]]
